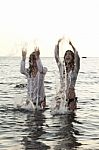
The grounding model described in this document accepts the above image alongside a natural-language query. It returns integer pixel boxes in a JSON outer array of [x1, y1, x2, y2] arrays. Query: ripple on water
[[1, 57, 99, 149]]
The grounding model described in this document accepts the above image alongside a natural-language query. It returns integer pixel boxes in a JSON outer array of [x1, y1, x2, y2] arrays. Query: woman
[[20, 47, 47, 109], [54, 39, 80, 111]]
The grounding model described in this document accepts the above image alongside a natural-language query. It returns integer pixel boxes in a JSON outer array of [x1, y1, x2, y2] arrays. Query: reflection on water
[[1, 57, 99, 149], [50, 113, 82, 150], [21, 111, 50, 150], [10, 104, 82, 150], [20, 110, 82, 150]]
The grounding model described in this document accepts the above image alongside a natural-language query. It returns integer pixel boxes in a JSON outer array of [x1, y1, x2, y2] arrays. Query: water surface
[[0, 57, 99, 150]]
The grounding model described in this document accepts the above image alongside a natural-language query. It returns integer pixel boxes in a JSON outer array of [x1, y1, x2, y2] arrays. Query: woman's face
[[64, 51, 74, 64]]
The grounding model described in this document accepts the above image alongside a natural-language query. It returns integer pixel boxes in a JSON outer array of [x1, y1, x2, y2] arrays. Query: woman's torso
[[59, 63, 78, 99], [27, 71, 45, 102]]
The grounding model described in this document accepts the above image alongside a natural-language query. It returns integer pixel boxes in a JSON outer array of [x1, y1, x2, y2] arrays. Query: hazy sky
[[0, 0, 99, 57]]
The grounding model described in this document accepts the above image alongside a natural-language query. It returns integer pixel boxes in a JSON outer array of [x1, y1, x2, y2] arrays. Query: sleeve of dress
[[54, 45, 62, 74], [74, 50, 80, 74], [36, 58, 47, 74], [20, 60, 28, 76]]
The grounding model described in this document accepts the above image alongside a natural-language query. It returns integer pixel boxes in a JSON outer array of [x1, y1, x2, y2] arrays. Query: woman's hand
[[34, 47, 40, 59], [69, 40, 72, 46], [22, 48, 27, 61], [69, 40, 76, 52]]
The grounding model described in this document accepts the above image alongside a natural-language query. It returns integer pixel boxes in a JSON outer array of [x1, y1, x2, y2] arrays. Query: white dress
[[54, 45, 80, 98], [20, 58, 47, 104]]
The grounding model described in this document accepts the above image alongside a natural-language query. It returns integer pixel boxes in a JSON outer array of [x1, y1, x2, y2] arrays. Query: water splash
[[16, 96, 45, 112], [16, 98, 35, 111], [50, 94, 69, 115]]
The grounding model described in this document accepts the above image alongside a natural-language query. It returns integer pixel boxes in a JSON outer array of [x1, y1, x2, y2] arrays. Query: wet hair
[[64, 50, 74, 70], [29, 52, 37, 77]]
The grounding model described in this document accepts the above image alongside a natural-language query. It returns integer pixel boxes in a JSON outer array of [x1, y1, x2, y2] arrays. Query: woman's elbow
[[43, 67, 48, 74]]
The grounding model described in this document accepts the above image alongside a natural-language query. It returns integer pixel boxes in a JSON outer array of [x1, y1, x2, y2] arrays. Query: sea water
[[0, 57, 99, 150]]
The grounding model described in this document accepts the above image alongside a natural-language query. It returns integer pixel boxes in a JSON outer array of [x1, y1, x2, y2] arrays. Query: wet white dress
[[20, 58, 47, 104], [54, 45, 80, 99]]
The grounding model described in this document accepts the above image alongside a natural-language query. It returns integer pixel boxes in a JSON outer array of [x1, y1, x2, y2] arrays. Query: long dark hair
[[64, 50, 74, 71], [29, 52, 37, 77]]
